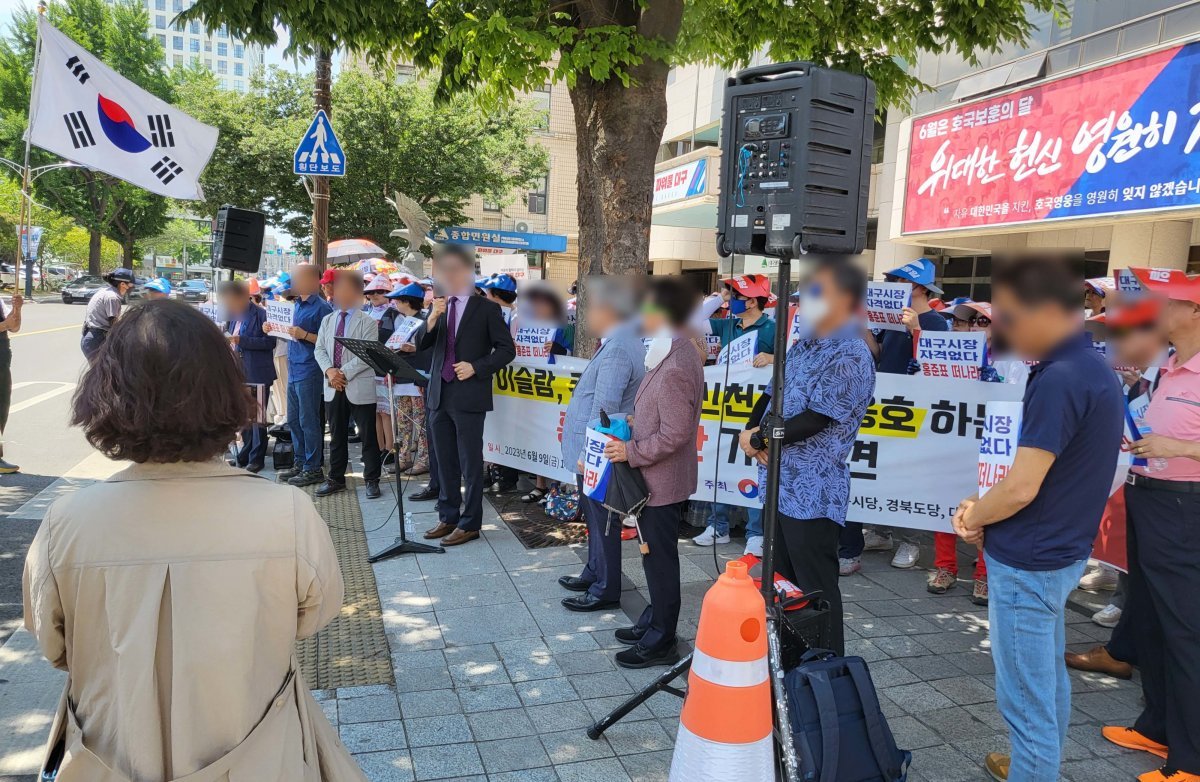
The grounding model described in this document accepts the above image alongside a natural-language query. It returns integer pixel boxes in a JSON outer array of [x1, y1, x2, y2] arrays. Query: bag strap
[[847, 660, 902, 780], [806, 670, 841, 782], [799, 648, 836, 665]]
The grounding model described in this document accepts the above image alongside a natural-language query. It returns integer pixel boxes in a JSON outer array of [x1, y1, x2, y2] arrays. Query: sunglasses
[[967, 316, 992, 326]]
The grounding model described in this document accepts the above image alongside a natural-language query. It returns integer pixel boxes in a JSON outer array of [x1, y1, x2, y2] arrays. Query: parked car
[[61, 275, 107, 304], [176, 279, 210, 302]]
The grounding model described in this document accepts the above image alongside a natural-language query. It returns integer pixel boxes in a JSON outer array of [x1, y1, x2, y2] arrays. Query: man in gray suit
[[559, 278, 647, 612], [314, 269, 383, 499]]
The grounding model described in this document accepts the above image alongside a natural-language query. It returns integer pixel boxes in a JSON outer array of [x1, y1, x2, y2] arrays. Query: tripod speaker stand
[[334, 337, 445, 561]]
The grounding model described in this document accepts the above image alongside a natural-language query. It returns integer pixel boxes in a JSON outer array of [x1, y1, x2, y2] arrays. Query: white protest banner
[[264, 300, 296, 340], [715, 331, 757, 366], [478, 253, 530, 281], [194, 302, 226, 327], [514, 321, 560, 361], [978, 401, 1022, 496], [864, 281, 912, 331], [581, 427, 616, 499], [482, 362, 577, 483], [483, 360, 1025, 533], [385, 315, 424, 349], [914, 331, 988, 380]]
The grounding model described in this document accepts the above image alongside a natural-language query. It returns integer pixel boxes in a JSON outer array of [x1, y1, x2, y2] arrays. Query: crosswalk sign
[[294, 110, 346, 177]]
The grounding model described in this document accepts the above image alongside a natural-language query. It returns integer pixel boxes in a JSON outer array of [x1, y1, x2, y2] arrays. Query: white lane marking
[[8, 383, 75, 414]]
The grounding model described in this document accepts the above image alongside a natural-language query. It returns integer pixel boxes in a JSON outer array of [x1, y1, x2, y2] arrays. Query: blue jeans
[[705, 503, 763, 538], [986, 551, 1087, 782], [287, 376, 324, 472]]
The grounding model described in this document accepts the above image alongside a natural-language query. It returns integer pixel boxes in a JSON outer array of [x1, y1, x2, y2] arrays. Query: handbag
[[272, 438, 295, 471], [785, 649, 912, 782]]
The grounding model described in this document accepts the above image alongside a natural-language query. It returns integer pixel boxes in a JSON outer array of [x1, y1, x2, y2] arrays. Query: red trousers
[[934, 532, 987, 580]]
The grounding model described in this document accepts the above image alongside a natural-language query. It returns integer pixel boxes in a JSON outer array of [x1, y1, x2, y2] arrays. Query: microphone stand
[[333, 337, 444, 561]]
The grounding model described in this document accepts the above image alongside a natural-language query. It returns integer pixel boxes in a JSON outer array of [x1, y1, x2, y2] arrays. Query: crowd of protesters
[[7, 246, 1196, 782]]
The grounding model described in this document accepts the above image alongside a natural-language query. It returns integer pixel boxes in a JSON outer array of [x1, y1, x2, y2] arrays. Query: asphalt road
[[0, 298, 93, 646]]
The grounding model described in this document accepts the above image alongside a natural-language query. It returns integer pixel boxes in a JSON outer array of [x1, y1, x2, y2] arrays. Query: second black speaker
[[213, 205, 266, 273]]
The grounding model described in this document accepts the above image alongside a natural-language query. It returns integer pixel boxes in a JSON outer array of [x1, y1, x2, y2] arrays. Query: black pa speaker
[[213, 205, 266, 273], [716, 63, 875, 258]]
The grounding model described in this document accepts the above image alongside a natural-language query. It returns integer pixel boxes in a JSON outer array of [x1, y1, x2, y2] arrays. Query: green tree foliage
[[175, 65, 549, 255], [141, 217, 212, 264], [181, 0, 1062, 351], [0, 178, 123, 277], [0, 0, 172, 273]]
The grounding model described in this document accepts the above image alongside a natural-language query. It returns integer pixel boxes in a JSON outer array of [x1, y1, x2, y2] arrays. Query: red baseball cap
[[1130, 267, 1200, 306], [1088, 296, 1161, 328], [320, 268, 336, 285], [722, 274, 773, 299]]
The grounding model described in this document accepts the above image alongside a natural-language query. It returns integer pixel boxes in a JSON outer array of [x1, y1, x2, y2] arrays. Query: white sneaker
[[1079, 566, 1119, 592], [862, 529, 894, 551], [839, 557, 862, 576], [1092, 604, 1123, 628], [890, 542, 920, 569], [692, 526, 730, 547], [743, 535, 764, 558]]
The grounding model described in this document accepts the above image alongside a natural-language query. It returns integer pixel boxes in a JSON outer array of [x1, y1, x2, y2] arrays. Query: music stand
[[335, 337, 445, 560]]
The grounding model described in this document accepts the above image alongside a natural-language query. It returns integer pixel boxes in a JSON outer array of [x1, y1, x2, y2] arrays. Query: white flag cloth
[[28, 16, 217, 200]]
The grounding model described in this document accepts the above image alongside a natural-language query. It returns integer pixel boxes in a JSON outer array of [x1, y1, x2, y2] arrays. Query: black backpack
[[785, 649, 911, 782]]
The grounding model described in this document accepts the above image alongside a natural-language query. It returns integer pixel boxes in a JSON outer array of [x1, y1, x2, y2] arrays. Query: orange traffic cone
[[669, 560, 774, 781]]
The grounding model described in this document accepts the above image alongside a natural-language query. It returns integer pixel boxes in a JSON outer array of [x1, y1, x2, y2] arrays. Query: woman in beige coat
[[23, 300, 365, 782]]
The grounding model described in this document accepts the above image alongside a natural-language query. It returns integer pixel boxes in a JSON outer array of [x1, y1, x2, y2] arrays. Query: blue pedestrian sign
[[294, 110, 346, 177]]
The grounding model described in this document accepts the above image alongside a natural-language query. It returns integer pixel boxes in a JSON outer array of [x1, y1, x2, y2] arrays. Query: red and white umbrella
[[327, 238, 386, 264]]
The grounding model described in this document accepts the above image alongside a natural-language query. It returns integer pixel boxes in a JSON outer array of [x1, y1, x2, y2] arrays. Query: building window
[[155, 0, 164, 9], [233, 79, 243, 91], [189, 39, 199, 52], [189, 20, 199, 34], [527, 176, 548, 215], [156, 33, 166, 47], [217, 60, 227, 73], [531, 85, 551, 130], [173, 54, 183, 65], [483, 200, 501, 212], [234, 43, 244, 58], [218, 24, 227, 37], [173, 36, 183, 50], [219, 77, 227, 88], [234, 62, 243, 76], [172, 0, 182, 10], [155, 14, 166, 28], [204, 39, 212, 51], [190, 55, 199, 65], [217, 42, 227, 56]]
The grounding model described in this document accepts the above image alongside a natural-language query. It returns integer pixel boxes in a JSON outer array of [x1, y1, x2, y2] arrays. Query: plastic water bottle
[[1134, 418, 1169, 473], [403, 511, 415, 540]]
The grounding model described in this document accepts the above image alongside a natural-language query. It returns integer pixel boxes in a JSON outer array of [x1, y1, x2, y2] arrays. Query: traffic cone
[[668, 560, 774, 781]]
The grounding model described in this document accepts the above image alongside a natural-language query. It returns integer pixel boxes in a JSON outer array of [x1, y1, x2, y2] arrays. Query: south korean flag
[[28, 16, 217, 200]]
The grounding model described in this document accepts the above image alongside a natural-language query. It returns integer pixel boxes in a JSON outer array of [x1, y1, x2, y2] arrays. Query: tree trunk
[[568, 66, 670, 356], [88, 229, 102, 275], [121, 240, 134, 267]]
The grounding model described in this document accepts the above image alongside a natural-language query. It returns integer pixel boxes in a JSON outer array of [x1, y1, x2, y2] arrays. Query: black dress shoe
[[246, 463, 263, 474], [615, 642, 681, 669], [365, 480, 381, 499], [314, 480, 346, 497], [348, 433, 361, 444], [614, 626, 646, 646], [409, 487, 439, 501], [558, 575, 592, 593], [561, 593, 620, 612]]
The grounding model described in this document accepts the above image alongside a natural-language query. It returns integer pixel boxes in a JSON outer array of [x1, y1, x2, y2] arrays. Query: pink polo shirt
[[1133, 348, 1200, 482]]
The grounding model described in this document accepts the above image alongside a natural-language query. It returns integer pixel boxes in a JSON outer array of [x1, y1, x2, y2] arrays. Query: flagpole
[[20, 3, 48, 301]]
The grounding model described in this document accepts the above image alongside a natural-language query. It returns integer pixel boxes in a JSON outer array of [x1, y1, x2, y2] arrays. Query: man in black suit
[[419, 245, 516, 546]]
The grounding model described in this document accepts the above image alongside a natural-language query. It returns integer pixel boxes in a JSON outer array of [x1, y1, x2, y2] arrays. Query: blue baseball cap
[[885, 258, 943, 296], [481, 273, 518, 293], [145, 277, 172, 295], [105, 267, 136, 284], [387, 282, 426, 300]]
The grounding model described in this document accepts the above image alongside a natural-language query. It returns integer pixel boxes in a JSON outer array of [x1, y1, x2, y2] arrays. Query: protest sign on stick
[[514, 321, 560, 361], [264, 300, 296, 340], [915, 331, 988, 380], [865, 281, 912, 331], [385, 316, 424, 350]]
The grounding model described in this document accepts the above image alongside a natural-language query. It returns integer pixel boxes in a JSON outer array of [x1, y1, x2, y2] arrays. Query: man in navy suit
[[418, 245, 516, 546], [221, 280, 276, 472]]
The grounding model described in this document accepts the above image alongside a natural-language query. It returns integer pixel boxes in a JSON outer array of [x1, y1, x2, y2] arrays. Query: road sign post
[[295, 51, 344, 271]]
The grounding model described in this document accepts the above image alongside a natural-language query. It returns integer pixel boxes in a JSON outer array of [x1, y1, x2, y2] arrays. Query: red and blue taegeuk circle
[[96, 94, 151, 153], [738, 479, 759, 499]]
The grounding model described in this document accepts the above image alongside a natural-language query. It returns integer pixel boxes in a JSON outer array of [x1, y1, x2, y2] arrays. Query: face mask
[[729, 297, 748, 315], [644, 328, 673, 370], [792, 284, 828, 340]]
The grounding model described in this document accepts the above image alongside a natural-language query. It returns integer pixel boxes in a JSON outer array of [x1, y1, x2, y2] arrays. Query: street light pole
[[310, 48, 332, 271]]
